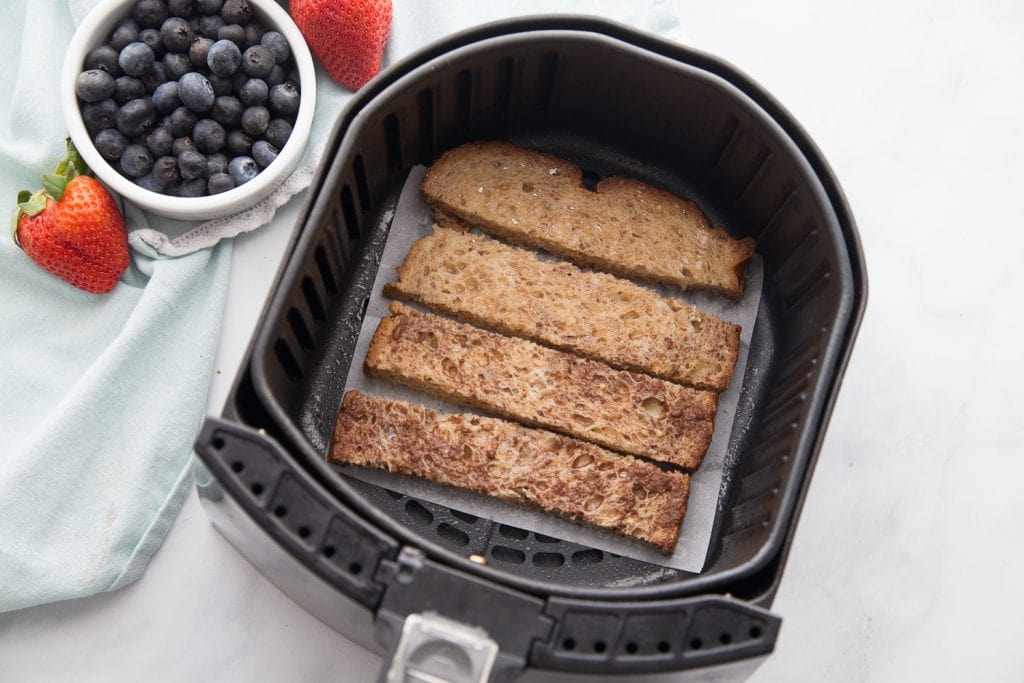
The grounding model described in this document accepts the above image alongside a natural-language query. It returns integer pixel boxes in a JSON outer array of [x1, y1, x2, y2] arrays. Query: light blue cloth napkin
[[0, 1, 231, 613]]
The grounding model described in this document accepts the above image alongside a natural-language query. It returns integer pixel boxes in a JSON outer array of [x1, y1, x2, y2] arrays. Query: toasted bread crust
[[331, 391, 689, 553], [383, 227, 741, 392], [365, 303, 717, 469], [421, 141, 756, 298]]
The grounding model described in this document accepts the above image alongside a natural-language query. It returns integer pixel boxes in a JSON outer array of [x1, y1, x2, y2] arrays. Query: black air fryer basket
[[194, 16, 866, 682]]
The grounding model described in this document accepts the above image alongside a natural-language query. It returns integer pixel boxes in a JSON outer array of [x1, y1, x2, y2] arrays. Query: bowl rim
[[61, 0, 317, 220]]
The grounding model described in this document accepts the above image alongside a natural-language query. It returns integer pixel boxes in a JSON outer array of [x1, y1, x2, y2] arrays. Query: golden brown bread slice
[[330, 391, 689, 553], [421, 141, 756, 299], [382, 227, 741, 392], [365, 303, 718, 469]]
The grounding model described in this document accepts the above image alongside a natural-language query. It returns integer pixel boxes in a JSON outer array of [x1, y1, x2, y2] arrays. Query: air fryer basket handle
[[373, 548, 782, 680]]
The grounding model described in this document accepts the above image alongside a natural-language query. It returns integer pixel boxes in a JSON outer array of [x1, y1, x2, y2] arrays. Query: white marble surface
[[3, 1, 1024, 681]]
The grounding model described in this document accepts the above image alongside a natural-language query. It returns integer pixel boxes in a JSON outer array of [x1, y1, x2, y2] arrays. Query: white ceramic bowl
[[62, 0, 316, 221]]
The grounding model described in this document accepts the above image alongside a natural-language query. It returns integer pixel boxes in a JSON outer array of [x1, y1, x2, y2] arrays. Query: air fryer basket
[[195, 16, 865, 680]]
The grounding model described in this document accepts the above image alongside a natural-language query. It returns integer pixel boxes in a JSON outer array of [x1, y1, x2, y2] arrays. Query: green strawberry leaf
[[10, 190, 35, 246], [65, 138, 89, 179], [10, 206, 23, 246], [42, 173, 68, 201], [18, 190, 48, 217]]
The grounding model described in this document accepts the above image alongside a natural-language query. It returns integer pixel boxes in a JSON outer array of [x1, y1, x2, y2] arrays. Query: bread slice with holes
[[421, 141, 756, 299], [382, 227, 741, 392], [365, 302, 717, 469], [330, 391, 689, 553]]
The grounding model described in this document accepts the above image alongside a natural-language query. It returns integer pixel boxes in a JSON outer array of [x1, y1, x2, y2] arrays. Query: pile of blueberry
[[74, 0, 302, 197]]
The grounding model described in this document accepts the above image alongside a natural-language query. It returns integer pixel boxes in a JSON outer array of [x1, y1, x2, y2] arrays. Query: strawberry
[[11, 140, 129, 295], [291, 0, 392, 91]]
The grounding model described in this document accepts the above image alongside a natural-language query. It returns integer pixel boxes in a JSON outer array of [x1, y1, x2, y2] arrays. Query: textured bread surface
[[421, 141, 756, 298], [383, 227, 741, 392], [331, 391, 689, 553], [366, 303, 717, 469]]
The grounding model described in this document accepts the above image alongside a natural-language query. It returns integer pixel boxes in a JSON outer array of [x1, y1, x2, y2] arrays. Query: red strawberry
[[291, 0, 392, 91], [11, 140, 129, 294]]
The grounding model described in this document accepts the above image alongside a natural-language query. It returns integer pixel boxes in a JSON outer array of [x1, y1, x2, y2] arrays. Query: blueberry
[[160, 17, 193, 53], [177, 177, 208, 196], [263, 118, 292, 149], [227, 155, 258, 185], [133, 0, 169, 29], [268, 83, 299, 116], [260, 31, 290, 63], [172, 136, 195, 157], [240, 105, 268, 135], [251, 140, 278, 169], [152, 81, 181, 113], [189, 36, 213, 67], [178, 72, 215, 112], [206, 152, 228, 177], [116, 97, 157, 137], [238, 78, 267, 106], [134, 172, 166, 192], [208, 74, 233, 96], [168, 0, 194, 18], [82, 98, 119, 135], [94, 128, 128, 161], [241, 45, 273, 78], [139, 28, 165, 59], [226, 129, 252, 156], [120, 143, 154, 177], [198, 14, 225, 39], [217, 23, 245, 47], [193, 118, 225, 153], [207, 39, 241, 77], [146, 125, 174, 156], [198, 0, 223, 14], [75, 70, 116, 102], [110, 19, 140, 51], [140, 61, 168, 92], [163, 52, 192, 80], [221, 0, 251, 25], [178, 149, 207, 179], [167, 106, 197, 136], [210, 95, 243, 126], [265, 65, 285, 87], [208, 172, 234, 194], [118, 42, 155, 77], [85, 45, 122, 77], [243, 22, 262, 48], [152, 155, 180, 187], [113, 76, 145, 105]]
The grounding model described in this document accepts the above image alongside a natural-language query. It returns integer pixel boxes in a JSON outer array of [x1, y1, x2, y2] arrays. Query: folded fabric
[[0, 0, 230, 613]]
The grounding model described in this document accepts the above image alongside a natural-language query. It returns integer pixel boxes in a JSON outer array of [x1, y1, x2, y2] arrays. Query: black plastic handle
[[194, 416, 399, 608]]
